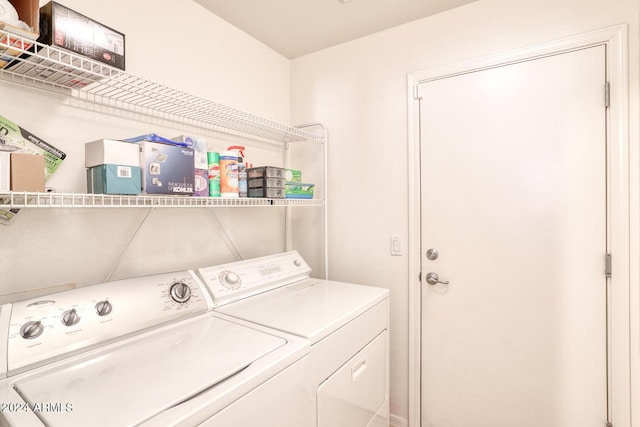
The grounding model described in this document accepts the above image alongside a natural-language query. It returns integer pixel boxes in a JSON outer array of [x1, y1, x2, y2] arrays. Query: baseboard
[[390, 413, 409, 427]]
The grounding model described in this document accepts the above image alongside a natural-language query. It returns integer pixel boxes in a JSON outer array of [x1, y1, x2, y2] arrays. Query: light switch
[[390, 234, 402, 256]]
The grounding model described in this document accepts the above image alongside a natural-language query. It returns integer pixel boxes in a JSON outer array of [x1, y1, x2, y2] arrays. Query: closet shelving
[[0, 29, 326, 210]]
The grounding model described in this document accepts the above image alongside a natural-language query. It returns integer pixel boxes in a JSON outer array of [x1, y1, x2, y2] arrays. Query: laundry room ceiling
[[193, 0, 478, 59]]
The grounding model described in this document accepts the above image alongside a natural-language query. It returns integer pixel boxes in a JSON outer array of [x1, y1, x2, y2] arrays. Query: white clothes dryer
[[198, 251, 390, 427], [0, 270, 312, 427]]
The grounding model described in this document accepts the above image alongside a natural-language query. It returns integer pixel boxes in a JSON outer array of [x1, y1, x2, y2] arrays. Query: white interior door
[[420, 45, 608, 427]]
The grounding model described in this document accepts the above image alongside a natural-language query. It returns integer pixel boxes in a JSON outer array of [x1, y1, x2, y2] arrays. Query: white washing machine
[[197, 251, 390, 427], [0, 270, 312, 427]]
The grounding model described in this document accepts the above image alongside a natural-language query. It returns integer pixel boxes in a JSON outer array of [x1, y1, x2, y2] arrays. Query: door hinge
[[418, 271, 422, 282], [414, 85, 422, 100], [605, 253, 612, 278], [605, 81, 610, 108]]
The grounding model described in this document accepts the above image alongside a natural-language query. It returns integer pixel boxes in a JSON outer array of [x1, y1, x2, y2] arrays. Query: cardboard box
[[87, 164, 141, 195], [8, 0, 39, 33], [0, 0, 39, 69], [172, 135, 207, 169], [85, 139, 139, 168], [194, 168, 208, 197], [0, 114, 65, 180], [139, 141, 194, 195], [10, 152, 44, 191], [0, 151, 9, 191], [38, 2, 125, 70]]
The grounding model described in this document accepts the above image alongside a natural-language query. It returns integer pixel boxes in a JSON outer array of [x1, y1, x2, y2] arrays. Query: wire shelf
[[0, 192, 324, 209], [0, 29, 324, 145]]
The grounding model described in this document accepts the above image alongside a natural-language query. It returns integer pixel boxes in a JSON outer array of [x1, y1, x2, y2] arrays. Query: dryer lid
[[12, 315, 286, 427], [216, 278, 389, 344]]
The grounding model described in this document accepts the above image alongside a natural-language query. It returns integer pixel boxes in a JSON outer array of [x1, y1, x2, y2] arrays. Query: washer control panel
[[198, 250, 311, 307], [6, 270, 211, 375]]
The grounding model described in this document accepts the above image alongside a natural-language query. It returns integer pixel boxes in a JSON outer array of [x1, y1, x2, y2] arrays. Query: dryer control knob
[[95, 300, 113, 317], [170, 282, 191, 303], [61, 309, 80, 326], [294, 259, 302, 267], [20, 320, 44, 339], [219, 271, 241, 290]]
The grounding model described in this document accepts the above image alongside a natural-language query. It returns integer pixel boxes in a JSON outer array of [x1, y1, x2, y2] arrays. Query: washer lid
[[12, 315, 286, 427], [216, 279, 389, 344]]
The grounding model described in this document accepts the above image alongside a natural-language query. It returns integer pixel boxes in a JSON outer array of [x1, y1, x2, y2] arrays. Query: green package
[[285, 182, 314, 199], [0, 114, 66, 180]]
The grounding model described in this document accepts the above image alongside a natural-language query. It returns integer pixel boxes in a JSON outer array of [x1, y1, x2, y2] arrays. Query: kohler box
[[139, 141, 194, 195]]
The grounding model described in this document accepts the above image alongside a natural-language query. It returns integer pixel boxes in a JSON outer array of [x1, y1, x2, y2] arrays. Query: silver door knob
[[426, 272, 449, 285]]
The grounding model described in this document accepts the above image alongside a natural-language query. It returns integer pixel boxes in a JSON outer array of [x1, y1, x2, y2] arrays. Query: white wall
[[0, 0, 292, 295], [290, 0, 640, 423]]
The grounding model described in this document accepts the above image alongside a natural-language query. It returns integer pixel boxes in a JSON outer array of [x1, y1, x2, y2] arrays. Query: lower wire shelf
[[0, 192, 323, 208]]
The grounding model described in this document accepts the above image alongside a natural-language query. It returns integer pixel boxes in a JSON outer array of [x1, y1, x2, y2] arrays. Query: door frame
[[406, 25, 631, 427]]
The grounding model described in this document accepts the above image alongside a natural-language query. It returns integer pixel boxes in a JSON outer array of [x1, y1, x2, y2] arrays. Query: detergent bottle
[[219, 149, 238, 198]]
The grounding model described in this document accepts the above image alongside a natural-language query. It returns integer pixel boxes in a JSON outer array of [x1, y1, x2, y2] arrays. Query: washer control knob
[[219, 271, 241, 290], [61, 309, 80, 326], [294, 259, 302, 267], [170, 282, 191, 303], [95, 300, 113, 317], [20, 320, 44, 340]]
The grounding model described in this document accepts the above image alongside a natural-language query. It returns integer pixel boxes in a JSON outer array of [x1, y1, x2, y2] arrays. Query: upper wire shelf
[[0, 29, 324, 146]]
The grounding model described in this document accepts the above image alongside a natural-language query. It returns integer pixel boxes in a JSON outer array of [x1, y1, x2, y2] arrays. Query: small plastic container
[[247, 166, 286, 179], [248, 177, 286, 189], [248, 187, 286, 199]]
